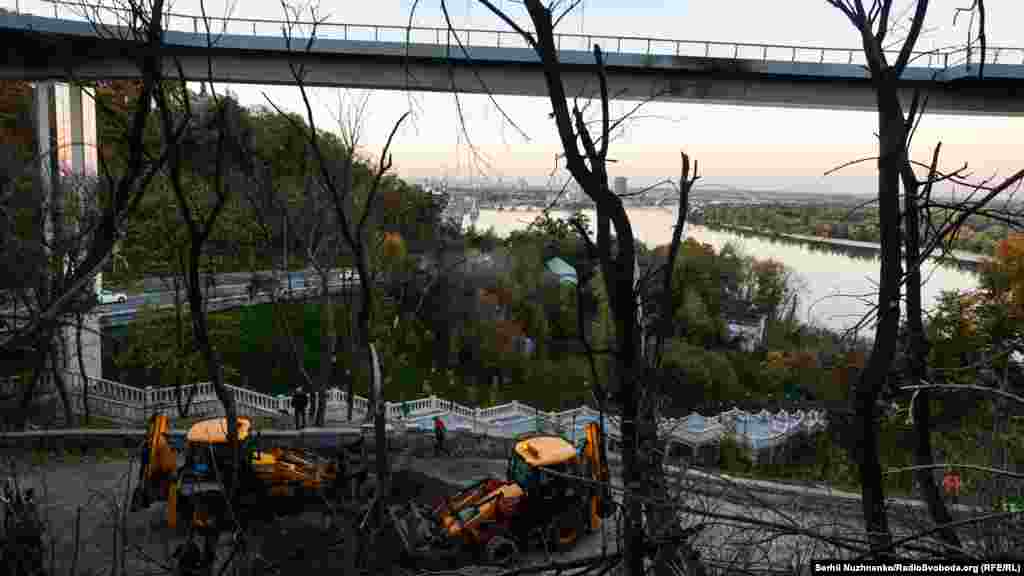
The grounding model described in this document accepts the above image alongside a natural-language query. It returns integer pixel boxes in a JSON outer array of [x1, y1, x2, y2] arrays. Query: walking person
[[433, 416, 449, 457], [943, 468, 961, 510], [292, 386, 308, 429], [309, 388, 318, 426]]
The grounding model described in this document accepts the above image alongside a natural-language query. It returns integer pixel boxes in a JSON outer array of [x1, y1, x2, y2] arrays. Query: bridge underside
[[1, 24, 1022, 115]]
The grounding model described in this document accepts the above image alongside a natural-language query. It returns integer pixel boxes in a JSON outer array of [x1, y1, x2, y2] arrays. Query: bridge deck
[[2, 8, 1023, 114]]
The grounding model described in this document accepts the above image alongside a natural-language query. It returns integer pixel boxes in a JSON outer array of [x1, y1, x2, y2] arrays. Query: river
[[469, 207, 979, 335]]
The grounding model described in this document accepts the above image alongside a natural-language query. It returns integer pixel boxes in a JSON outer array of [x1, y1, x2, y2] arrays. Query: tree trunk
[[902, 155, 960, 551], [370, 342, 388, 519], [607, 206, 645, 576], [187, 245, 240, 498], [856, 94, 903, 558], [317, 266, 334, 427], [51, 341, 73, 429], [345, 275, 357, 422], [172, 272, 194, 418], [17, 351, 46, 430], [76, 311, 90, 426], [353, 240, 389, 507]]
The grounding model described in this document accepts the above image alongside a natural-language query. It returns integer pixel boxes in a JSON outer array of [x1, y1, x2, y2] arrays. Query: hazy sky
[[18, 0, 1024, 192]]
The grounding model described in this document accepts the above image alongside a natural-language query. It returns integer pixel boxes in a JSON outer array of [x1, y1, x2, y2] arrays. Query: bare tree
[[423, 0, 708, 572], [823, 0, 936, 556], [145, 0, 261, 522], [901, 146, 1024, 557], [1, 0, 187, 429], [824, 0, 1022, 559], [268, 1, 411, 516]]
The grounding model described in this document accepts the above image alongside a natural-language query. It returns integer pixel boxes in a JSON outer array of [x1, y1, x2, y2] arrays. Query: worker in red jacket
[[434, 416, 449, 457]]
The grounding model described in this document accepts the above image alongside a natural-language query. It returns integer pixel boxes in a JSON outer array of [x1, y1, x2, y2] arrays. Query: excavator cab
[[505, 430, 601, 549], [170, 417, 259, 531]]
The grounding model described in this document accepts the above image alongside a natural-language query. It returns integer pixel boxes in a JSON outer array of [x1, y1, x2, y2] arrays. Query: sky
[[15, 0, 1024, 193]]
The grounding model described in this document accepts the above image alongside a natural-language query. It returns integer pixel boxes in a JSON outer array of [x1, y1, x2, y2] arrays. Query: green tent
[[783, 383, 800, 402]]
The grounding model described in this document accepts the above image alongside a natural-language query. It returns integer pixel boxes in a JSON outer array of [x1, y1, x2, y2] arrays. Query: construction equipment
[[1, 478, 45, 576], [131, 414, 342, 532], [390, 421, 611, 565]]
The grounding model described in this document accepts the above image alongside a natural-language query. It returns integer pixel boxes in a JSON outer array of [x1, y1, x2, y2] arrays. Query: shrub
[[719, 434, 753, 473]]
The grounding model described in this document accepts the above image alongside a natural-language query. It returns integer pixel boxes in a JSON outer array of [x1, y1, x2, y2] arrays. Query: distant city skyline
[[417, 171, 993, 202], [417, 173, 897, 197]]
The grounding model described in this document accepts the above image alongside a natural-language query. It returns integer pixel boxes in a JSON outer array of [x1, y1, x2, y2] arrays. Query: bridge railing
[[21, 0, 1024, 70]]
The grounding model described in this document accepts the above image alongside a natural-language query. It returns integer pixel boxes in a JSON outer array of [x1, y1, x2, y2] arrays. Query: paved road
[[10, 457, 184, 575], [100, 268, 362, 314], [128, 268, 352, 294], [4, 455, 955, 575]]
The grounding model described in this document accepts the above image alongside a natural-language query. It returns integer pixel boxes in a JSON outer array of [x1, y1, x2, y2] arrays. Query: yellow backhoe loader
[[131, 414, 342, 532], [390, 421, 612, 565]]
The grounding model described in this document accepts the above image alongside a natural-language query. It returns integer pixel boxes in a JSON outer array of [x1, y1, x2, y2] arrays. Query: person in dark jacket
[[292, 386, 308, 429], [433, 416, 449, 456], [308, 389, 318, 426]]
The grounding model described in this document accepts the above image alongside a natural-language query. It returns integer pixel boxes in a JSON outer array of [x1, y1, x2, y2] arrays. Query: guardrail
[[11, 0, 1022, 69]]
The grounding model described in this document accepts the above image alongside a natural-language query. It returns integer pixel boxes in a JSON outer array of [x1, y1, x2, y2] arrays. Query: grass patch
[[29, 449, 49, 466], [76, 415, 125, 429], [25, 446, 133, 466]]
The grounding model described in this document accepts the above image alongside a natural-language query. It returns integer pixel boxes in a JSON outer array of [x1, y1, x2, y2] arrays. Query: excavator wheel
[[587, 494, 600, 533], [547, 507, 584, 552], [176, 495, 195, 534], [167, 482, 179, 530], [485, 535, 519, 565]]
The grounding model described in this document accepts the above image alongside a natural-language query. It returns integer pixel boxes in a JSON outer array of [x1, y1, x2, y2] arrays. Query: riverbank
[[704, 222, 987, 271], [472, 210, 978, 332]]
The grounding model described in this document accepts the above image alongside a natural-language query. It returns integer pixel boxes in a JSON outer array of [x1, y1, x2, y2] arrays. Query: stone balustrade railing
[[57, 370, 827, 450]]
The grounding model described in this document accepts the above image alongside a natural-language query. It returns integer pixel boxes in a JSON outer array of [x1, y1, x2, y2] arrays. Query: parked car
[[339, 268, 360, 284], [98, 289, 128, 305]]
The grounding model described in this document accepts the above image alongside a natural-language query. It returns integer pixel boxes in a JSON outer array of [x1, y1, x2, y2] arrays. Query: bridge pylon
[[33, 82, 102, 384]]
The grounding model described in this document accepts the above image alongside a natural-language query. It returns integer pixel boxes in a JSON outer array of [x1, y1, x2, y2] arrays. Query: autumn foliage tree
[[982, 233, 1024, 318]]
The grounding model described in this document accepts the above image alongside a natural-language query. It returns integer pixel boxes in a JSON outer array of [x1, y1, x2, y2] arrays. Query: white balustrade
[[58, 370, 826, 448]]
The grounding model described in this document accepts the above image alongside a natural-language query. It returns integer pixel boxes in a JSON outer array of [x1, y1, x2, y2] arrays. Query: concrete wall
[[0, 428, 589, 466]]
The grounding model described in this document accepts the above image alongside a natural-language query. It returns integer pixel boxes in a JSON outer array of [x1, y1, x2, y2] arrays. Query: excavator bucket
[[582, 421, 612, 523], [131, 414, 178, 511]]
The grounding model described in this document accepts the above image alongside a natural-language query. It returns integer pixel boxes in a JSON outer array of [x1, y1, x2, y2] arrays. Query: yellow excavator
[[131, 414, 342, 531], [390, 421, 612, 565]]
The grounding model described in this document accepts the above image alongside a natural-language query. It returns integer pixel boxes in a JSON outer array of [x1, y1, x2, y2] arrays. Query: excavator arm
[[579, 421, 612, 529], [131, 414, 178, 511]]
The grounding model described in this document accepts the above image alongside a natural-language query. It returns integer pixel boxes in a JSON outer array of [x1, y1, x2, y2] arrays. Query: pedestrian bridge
[[2, 1, 1023, 115]]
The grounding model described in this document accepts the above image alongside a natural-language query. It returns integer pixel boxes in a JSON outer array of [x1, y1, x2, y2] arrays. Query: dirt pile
[[252, 468, 460, 575]]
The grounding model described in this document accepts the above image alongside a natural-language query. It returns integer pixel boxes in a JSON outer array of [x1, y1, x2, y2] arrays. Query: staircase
[[37, 371, 828, 452]]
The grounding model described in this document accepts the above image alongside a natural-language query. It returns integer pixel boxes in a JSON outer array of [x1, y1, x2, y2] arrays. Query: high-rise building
[[614, 176, 628, 197]]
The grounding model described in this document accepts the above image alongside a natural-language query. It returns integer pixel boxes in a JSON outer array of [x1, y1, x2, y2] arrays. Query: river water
[[469, 207, 979, 335]]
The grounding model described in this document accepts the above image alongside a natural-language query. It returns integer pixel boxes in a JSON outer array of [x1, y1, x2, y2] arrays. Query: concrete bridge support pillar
[[34, 82, 102, 388]]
